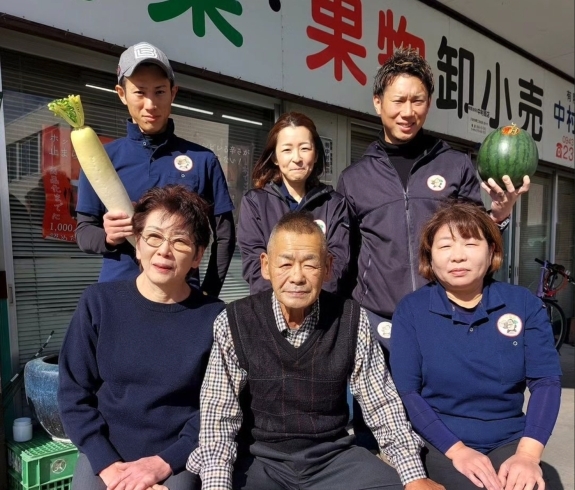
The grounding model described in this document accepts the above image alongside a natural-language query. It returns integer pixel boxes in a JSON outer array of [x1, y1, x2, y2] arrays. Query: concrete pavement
[[541, 343, 574, 490]]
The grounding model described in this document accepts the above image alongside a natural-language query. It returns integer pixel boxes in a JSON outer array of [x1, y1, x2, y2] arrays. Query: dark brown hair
[[268, 211, 327, 257], [419, 200, 503, 281], [252, 112, 325, 190], [373, 47, 434, 98], [132, 184, 211, 249]]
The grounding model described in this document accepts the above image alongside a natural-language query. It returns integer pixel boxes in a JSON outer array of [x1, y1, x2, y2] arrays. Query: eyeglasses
[[140, 232, 194, 253]]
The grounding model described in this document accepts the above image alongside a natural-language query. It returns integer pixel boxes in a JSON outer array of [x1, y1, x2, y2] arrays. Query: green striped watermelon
[[476, 124, 539, 188]]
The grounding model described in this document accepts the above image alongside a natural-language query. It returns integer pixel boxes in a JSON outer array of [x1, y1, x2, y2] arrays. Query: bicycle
[[534, 258, 575, 350]]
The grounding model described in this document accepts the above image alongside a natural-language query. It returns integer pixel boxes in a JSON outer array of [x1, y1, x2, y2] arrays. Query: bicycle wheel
[[542, 299, 566, 350]]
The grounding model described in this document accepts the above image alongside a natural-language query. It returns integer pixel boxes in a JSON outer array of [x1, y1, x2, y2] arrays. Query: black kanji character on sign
[[518, 78, 543, 142], [554, 101, 565, 129], [436, 36, 475, 119], [567, 105, 575, 134], [481, 62, 512, 129]]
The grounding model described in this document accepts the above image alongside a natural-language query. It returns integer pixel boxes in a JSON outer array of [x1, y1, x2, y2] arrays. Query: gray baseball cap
[[117, 42, 175, 83]]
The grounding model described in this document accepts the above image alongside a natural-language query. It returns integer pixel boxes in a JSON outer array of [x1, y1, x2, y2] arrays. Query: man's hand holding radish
[[103, 211, 134, 247]]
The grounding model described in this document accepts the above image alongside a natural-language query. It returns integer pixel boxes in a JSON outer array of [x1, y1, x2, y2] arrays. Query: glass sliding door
[[515, 172, 553, 291], [555, 175, 575, 320]]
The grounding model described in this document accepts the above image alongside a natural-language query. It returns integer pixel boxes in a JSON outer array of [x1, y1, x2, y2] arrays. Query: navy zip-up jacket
[[237, 182, 350, 295], [75, 119, 235, 294], [337, 133, 483, 318]]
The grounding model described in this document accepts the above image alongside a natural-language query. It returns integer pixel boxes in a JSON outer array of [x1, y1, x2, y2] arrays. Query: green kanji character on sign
[[148, 0, 243, 47]]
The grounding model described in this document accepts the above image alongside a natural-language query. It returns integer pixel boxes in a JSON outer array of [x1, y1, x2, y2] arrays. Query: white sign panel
[[2, 0, 573, 168]]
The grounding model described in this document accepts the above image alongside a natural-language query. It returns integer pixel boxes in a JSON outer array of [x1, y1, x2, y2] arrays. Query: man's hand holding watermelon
[[481, 174, 530, 225], [477, 123, 537, 225]]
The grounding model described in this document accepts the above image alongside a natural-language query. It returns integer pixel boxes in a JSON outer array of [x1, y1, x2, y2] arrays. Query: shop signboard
[[1, 0, 573, 168]]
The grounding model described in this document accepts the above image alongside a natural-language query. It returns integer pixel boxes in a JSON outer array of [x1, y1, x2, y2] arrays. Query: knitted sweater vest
[[227, 289, 359, 453]]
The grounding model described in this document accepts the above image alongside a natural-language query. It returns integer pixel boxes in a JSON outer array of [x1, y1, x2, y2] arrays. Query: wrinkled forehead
[[268, 230, 326, 257]]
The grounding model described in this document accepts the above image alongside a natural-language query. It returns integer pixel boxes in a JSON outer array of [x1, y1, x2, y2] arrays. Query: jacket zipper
[[404, 140, 442, 292], [404, 190, 417, 292]]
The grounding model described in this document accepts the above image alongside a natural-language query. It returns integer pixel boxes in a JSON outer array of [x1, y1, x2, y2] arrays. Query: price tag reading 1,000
[[50, 222, 75, 233]]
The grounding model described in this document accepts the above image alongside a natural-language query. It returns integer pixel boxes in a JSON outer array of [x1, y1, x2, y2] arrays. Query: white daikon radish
[[48, 95, 135, 247]]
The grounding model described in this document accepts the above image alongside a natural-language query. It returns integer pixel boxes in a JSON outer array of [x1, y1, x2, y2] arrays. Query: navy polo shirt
[[76, 119, 234, 283], [390, 280, 562, 453]]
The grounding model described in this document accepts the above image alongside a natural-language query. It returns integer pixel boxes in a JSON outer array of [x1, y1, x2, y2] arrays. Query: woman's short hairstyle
[[419, 200, 504, 281], [132, 184, 211, 249], [252, 112, 325, 190]]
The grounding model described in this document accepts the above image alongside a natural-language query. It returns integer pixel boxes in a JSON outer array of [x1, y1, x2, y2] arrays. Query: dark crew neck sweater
[[58, 280, 224, 475]]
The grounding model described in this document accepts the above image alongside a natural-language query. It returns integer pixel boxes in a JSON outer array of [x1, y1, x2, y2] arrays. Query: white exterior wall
[[1, 0, 573, 168]]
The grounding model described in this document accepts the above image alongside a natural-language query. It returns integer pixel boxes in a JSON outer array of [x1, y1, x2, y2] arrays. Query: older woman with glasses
[[58, 185, 224, 490]]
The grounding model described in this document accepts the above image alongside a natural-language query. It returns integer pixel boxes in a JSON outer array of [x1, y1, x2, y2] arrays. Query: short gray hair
[[267, 211, 327, 257]]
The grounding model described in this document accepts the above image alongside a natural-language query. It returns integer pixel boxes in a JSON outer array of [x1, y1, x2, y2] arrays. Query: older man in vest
[[186, 212, 444, 490]]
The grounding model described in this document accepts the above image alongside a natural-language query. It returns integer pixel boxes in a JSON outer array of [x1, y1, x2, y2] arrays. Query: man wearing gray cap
[[75, 41, 235, 296]]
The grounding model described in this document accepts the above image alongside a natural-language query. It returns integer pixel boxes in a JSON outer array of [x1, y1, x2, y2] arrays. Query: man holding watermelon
[[337, 47, 530, 348], [337, 47, 530, 447]]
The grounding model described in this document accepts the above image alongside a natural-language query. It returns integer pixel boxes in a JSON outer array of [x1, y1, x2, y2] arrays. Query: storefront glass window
[[555, 175, 575, 319], [516, 172, 553, 291], [0, 49, 273, 368]]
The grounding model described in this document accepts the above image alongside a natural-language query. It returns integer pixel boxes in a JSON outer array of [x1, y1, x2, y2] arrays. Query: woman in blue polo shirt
[[237, 112, 350, 295], [390, 201, 561, 490]]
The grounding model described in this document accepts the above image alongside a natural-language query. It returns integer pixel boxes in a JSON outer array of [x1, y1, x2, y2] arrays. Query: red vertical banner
[[41, 125, 113, 242], [41, 125, 77, 242]]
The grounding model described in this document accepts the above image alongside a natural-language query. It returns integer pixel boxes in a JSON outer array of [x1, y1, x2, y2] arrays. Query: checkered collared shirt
[[187, 294, 426, 489], [271, 291, 319, 347]]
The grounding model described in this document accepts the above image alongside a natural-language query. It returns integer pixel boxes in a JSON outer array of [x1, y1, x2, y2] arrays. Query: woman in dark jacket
[[237, 112, 350, 295]]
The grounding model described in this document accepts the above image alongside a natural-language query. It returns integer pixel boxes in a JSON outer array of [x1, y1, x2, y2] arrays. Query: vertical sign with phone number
[[553, 90, 575, 163]]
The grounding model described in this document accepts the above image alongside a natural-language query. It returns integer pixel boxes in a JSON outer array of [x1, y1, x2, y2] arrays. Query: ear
[[191, 246, 205, 269], [170, 85, 179, 103], [135, 236, 142, 261], [261, 252, 271, 280], [373, 95, 382, 115], [115, 84, 128, 106]]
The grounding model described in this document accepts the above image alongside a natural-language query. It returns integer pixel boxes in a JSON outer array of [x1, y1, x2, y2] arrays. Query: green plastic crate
[[6, 433, 78, 489], [8, 469, 72, 490]]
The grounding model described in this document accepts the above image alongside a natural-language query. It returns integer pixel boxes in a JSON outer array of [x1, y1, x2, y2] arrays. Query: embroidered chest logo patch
[[497, 314, 523, 337], [174, 155, 193, 172], [314, 219, 327, 234], [427, 175, 446, 191], [377, 321, 392, 339]]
